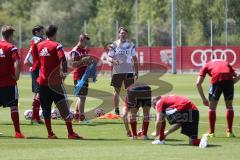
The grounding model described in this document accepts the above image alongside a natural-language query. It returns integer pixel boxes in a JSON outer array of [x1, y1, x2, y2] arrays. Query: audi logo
[[191, 49, 237, 66]]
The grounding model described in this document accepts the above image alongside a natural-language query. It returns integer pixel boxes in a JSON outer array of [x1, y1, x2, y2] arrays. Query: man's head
[[45, 25, 58, 40], [152, 96, 162, 109], [118, 26, 128, 42], [1, 25, 15, 43], [79, 33, 90, 48], [32, 25, 45, 38]]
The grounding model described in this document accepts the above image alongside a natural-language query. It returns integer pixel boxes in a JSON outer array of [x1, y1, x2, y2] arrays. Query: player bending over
[[196, 59, 240, 137], [152, 95, 207, 147], [124, 83, 151, 140]]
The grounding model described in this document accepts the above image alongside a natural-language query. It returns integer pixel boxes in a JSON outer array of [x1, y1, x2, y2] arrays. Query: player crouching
[[151, 95, 208, 148]]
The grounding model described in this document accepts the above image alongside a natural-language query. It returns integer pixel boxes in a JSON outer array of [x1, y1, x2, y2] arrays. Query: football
[[94, 108, 105, 117], [24, 109, 33, 120], [51, 108, 61, 119]]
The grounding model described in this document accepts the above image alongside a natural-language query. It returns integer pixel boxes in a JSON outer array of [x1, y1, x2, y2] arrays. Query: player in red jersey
[[37, 25, 81, 139], [151, 95, 207, 147], [68, 33, 96, 122], [196, 59, 240, 137], [124, 83, 151, 140], [0, 25, 25, 138], [24, 25, 45, 125]]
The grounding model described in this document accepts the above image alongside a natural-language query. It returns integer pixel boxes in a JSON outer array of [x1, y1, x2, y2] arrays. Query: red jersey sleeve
[[199, 64, 208, 77], [56, 43, 65, 59], [228, 63, 236, 75], [156, 100, 165, 113], [11, 46, 20, 61]]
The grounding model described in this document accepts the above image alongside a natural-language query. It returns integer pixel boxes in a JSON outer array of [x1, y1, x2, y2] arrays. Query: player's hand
[[11, 74, 19, 81], [60, 72, 67, 81], [203, 99, 209, 107], [112, 59, 120, 65], [135, 72, 138, 80]]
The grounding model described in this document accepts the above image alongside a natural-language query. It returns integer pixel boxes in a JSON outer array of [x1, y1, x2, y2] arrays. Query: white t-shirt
[[108, 39, 136, 74]]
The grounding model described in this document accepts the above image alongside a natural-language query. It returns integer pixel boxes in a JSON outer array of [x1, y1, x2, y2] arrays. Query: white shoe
[[152, 139, 165, 145], [199, 135, 208, 148], [0, 132, 3, 135]]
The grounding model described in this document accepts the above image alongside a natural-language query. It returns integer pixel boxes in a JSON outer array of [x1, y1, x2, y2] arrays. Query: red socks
[[193, 139, 201, 146], [130, 118, 137, 136], [208, 109, 216, 133], [226, 107, 234, 133], [142, 115, 149, 136], [159, 121, 166, 141], [44, 118, 54, 136], [10, 106, 21, 133], [65, 119, 74, 135], [32, 98, 41, 121]]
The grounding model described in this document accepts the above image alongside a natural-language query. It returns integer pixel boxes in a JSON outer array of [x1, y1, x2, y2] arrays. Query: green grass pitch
[[0, 74, 240, 160]]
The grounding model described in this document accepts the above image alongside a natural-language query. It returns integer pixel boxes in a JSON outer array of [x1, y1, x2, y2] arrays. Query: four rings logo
[[191, 49, 237, 66]]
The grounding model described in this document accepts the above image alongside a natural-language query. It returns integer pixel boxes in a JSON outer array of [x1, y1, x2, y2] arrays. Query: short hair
[[79, 33, 90, 41], [32, 25, 44, 36], [45, 25, 58, 38], [118, 26, 128, 33], [1, 25, 15, 39]]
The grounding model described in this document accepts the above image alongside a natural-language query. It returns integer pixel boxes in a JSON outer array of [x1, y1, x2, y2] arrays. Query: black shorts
[[111, 73, 134, 89], [0, 85, 18, 107], [74, 80, 88, 96], [39, 85, 70, 119], [209, 80, 234, 101], [31, 69, 40, 93], [166, 110, 199, 139], [126, 83, 151, 108]]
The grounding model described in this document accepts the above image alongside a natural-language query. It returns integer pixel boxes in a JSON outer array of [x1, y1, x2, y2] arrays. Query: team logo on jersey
[[39, 47, 50, 56], [0, 48, 5, 57]]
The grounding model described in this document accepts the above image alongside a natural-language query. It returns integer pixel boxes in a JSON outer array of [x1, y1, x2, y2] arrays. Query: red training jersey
[[199, 59, 236, 84], [28, 36, 42, 71], [70, 45, 88, 81], [37, 39, 65, 86], [156, 95, 197, 113], [0, 40, 20, 87]]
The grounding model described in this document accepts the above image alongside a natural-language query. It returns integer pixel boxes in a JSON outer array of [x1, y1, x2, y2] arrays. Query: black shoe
[[115, 108, 120, 115]]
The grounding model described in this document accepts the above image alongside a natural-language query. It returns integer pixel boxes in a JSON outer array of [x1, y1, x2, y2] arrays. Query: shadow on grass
[[165, 143, 221, 148]]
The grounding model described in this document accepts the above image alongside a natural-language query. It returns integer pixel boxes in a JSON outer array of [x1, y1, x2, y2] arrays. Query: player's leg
[[122, 102, 131, 137], [141, 106, 151, 139], [39, 85, 56, 139], [111, 74, 124, 115], [129, 107, 139, 139], [3, 85, 25, 138], [31, 70, 42, 124], [223, 80, 235, 137], [74, 83, 88, 122], [207, 83, 221, 136], [53, 85, 82, 139]]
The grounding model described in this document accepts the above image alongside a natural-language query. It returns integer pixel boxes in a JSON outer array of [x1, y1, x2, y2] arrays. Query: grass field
[[1, 74, 240, 160]]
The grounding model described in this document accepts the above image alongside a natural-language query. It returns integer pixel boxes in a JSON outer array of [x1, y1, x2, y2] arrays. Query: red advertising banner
[[20, 46, 240, 73]]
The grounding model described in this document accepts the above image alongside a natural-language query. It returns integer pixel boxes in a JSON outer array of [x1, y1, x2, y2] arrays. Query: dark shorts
[[0, 85, 18, 107], [31, 69, 40, 93], [111, 73, 134, 89], [39, 85, 70, 119], [126, 84, 151, 108], [74, 80, 88, 96], [209, 80, 234, 101], [166, 110, 199, 139]]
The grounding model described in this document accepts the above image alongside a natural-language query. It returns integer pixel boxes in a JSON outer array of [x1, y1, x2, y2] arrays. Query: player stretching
[[0, 25, 25, 138], [107, 27, 138, 115], [152, 95, 207, 147], [196, 59, 239, 137], [69, 33, 96, 122], [37, 25, 81, 139], [124, 83, 151, 140], [24, 25, 45, 125]]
